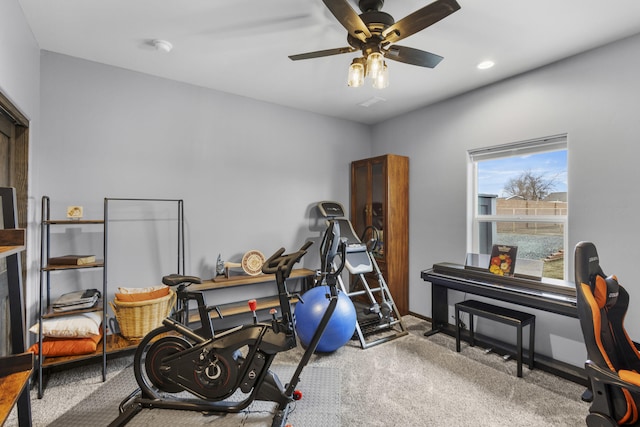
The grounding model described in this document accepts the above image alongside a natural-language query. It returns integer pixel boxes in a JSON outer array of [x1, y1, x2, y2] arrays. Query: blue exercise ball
[[295, 285, 357, 353]]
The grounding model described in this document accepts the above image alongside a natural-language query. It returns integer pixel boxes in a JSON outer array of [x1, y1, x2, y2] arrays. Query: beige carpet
[[7, 316, 590, 426]]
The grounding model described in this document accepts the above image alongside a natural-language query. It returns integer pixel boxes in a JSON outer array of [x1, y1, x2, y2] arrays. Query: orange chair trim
[[620, 388, 637, 424], [582, 282, 615, 371], [594, 275, 608, 309], [581, 282, 638, 425]]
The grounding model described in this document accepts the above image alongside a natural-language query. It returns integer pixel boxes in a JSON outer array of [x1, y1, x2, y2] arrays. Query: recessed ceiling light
[[477, 60, 495, 70], [152, 39, 173, 53]]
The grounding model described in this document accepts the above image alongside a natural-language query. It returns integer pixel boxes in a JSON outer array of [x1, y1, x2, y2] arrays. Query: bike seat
[[162, 274, 202, 287]]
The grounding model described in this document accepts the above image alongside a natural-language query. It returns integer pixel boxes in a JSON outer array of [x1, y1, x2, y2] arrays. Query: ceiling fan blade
[[322, 0, 371, 43], [384, 45, 444, 68], [382, 0, 461, 45], [289, 46, 357, 61]]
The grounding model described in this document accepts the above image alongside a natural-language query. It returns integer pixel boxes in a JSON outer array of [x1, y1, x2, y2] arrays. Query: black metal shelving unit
[[37, 196, 105, 398]]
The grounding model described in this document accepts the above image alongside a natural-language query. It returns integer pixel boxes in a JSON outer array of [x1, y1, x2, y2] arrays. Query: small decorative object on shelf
[[52, 289, 101, 312], [488, 244, 518, 277], [66, 205, 83, 219], [218, 250, 266, 278], [216, 254, 225, 276], [48, 254, 96, 265]]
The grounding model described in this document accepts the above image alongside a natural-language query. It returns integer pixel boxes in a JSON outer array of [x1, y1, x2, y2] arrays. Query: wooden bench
[[455, 299, 535, 377]]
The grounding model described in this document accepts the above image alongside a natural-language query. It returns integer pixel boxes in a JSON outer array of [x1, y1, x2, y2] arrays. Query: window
[[468, 135, 568, 280]]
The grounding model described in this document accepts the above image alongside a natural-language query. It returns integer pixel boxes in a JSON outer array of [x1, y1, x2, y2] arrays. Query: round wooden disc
[[241, 250, 265, 276]]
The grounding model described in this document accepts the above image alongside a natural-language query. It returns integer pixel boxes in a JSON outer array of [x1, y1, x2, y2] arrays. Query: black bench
[[455, 299, 535, 377]]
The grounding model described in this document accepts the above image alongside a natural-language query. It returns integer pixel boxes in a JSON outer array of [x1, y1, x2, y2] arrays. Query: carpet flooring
[[6, 316, 591, 426]]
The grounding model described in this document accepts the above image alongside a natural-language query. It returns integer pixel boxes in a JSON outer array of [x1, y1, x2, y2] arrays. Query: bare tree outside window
[[471, 141, 567, 280], [503, 169, 558, 201]]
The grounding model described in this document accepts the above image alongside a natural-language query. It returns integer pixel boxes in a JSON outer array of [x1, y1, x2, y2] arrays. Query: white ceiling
[[18, 0, 640, 125]]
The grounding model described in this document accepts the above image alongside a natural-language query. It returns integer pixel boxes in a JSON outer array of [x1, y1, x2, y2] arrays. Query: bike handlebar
[[333, 240, 347, 277], [262, 241, 313, 276], [319, 220, 347, 279]]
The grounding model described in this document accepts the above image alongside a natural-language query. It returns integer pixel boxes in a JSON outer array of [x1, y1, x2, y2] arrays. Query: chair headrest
[[575, 241, 605, 288], [594, 274, 620, 309]]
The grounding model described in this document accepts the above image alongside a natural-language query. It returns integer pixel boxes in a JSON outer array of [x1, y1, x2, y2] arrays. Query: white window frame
[[467, 134, 568, 279]]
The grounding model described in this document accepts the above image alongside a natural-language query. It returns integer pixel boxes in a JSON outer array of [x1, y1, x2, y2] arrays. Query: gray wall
[[372, 33, 640, 366], [34, 51, 371, 315], [0, 0, 40, 117]]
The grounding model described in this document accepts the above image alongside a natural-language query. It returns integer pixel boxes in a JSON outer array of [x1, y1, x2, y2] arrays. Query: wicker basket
[[109, 289, 175, 339]]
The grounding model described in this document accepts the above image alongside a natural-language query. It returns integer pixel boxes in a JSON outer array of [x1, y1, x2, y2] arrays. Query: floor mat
[[48, 365, 341, 427]]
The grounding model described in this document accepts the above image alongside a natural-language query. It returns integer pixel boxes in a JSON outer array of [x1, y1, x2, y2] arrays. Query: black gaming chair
[[575, 241, 640, 426]]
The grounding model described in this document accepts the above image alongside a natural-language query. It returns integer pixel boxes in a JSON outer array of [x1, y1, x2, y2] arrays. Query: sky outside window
[[478, 150, 567, 197]]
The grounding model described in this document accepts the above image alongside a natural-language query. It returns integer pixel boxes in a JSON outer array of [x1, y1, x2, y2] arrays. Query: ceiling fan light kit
[[289, 0, 461, 89], [367, 52, 384, 76], [348, 54, 389, 88], [373, 63, 389, 89], [348, 58, 366, 87]]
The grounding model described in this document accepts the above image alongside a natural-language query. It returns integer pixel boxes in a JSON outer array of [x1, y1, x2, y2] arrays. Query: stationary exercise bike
[[110, 226, 346, 427]]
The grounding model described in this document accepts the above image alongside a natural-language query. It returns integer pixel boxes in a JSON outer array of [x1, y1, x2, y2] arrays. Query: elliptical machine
[[110, 226, 346, 427]]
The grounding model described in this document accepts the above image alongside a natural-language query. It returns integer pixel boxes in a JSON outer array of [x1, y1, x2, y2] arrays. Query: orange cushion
[[594, 275, 608, 309], [28, 331, 102, 357], [620, 370, 640, 387], [115, 287, 169, 302]]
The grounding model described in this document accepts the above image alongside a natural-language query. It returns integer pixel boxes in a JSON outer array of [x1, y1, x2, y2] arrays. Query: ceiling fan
[[289, 0, 461, 88]]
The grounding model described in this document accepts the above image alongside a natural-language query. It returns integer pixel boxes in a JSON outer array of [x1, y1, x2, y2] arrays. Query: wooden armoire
[[351, 154, 409, 315]]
